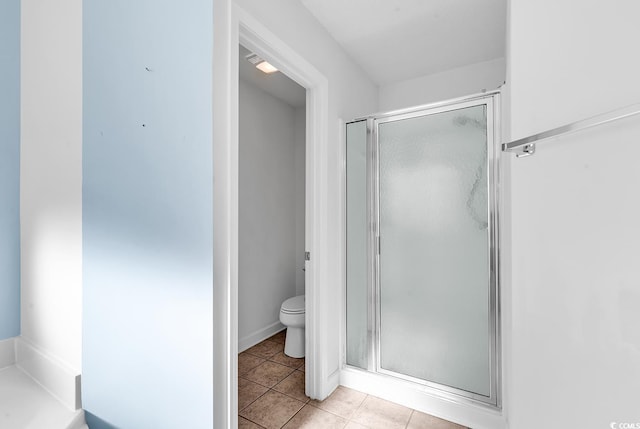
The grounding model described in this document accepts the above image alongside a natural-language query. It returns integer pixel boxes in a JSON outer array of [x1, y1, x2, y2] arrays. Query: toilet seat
[[281, 295, 305, 314]]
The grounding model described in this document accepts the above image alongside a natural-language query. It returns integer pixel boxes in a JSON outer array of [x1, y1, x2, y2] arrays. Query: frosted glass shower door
[[345, 120, 369, 369], [377, 103, 494, 399]]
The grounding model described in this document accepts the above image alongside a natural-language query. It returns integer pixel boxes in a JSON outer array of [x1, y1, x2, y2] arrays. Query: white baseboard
[[0, 337, 16, 369], [15, 337, 82, 411], [239, 321, 285, 353], [340, 367, 506, 429], [66, 410, 88, 429]]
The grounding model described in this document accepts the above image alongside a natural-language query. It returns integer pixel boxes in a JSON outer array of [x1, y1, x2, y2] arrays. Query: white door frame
[[213, 3, 330, 428]]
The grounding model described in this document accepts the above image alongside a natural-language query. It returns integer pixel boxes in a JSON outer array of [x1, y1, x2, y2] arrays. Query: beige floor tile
[[343, 422, 369, 429], [245, 340, 284, 359], [269, 330, 287, 344], [242, 361, 295, 388], [351, 396, 412, 429], [238, 378, 269, 411], [282, 404, 347, 429], [273, 370, 309, 403], [407, 410, 467, 429], [240, 390, 306, 429], [310, 386, 366, 420], [269, 352, 305, 369], [239, 416, 264, 428], [239, 352, 266, 376]]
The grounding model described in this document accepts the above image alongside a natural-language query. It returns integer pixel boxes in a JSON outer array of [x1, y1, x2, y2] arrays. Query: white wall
[[294, 107, 306, 296], [234, 0, 379, 397], [239, 78, 304, 348], [20, 0, 82, 372], [509, 2, 640, 138], [379, 58, 505, 112], [507, 1, 640, 428]]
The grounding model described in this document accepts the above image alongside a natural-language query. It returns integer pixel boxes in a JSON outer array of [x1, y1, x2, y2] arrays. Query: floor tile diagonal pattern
[[238, 332, 469, 429]]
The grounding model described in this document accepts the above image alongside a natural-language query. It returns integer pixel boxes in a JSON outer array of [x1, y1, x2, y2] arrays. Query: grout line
[[405, 409, 414, 429], [345, 393, 369, 427], [238, 374, 278, 390], [305, 391, 366, 423], [241, 413, 267, 429], [243, 351, 279, 360], [272, 375, 310, 404], [238, 361, 265, 376], [278, 399, 306, 429], [241, 381, 465, 429], [305, 402, 352, 422], [239, 356, 308, 428], [241, 346, 461, 429], [354, 393, 368, 414], [238, 388, 269, 415]]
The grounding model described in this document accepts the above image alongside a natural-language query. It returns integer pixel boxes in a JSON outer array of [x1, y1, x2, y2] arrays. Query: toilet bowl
[[279, 295, 305, 358]]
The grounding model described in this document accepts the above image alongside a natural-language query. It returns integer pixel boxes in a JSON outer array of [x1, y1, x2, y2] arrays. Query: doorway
[[212, 4, 331, 428], [237, 41, 308, 420], [237, 43, 306, 353]]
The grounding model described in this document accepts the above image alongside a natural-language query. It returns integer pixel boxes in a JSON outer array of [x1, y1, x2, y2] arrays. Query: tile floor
[[239, 332, 468, 429]]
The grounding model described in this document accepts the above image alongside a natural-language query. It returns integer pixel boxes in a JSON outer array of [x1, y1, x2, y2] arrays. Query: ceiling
[[299, 0, 507, 85], [239, 45, 306, 108]]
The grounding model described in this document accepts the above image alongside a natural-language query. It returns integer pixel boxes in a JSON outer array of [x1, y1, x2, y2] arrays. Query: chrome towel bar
[[503, 103, 640, 157]]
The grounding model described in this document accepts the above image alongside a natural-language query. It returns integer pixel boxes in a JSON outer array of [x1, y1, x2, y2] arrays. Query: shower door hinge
[[305, 251, 311, 261]]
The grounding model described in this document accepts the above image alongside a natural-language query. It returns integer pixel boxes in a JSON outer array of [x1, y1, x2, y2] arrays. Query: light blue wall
[[83, 1, 213, 427], [0, 0, 21, 341]]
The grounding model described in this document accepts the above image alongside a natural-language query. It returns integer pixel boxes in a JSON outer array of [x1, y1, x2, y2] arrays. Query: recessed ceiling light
[[245, 52, 278, 74], [255, 61, 278, 74]]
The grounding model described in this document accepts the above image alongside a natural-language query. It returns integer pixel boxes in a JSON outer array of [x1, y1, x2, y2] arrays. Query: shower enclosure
[[345, 92, 500, 406]]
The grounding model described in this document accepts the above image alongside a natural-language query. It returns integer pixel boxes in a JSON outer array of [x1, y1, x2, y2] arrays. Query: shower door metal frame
[[348, 91, 502, 409]]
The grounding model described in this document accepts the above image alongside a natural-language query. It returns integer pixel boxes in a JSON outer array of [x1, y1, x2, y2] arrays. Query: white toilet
[[279, 295, 305, 358]]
